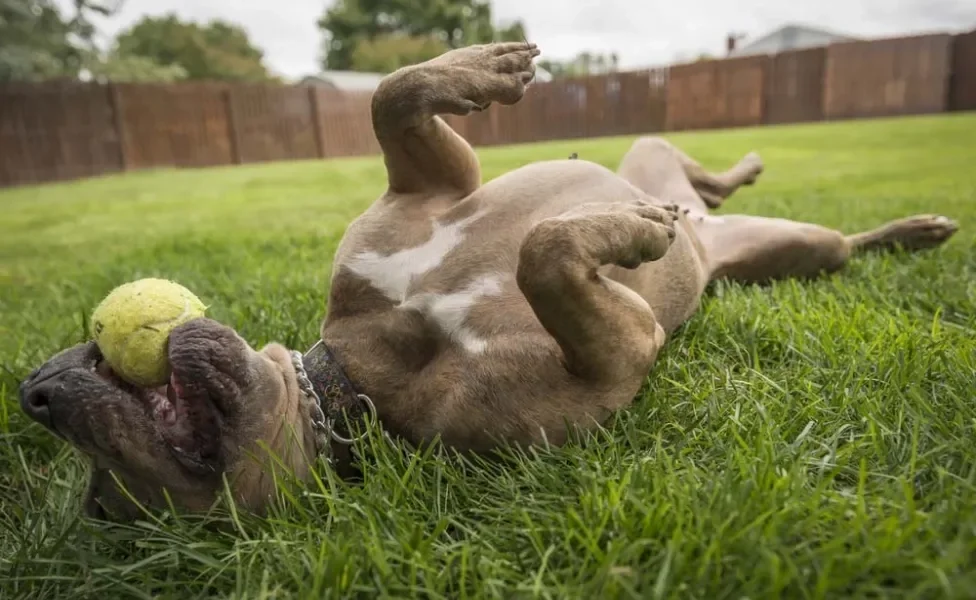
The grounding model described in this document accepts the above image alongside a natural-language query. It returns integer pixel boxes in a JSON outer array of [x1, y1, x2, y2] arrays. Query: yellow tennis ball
[[91, 278, 207, 387]]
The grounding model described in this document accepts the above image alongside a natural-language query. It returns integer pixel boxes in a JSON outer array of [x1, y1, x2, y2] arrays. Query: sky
[[56, 0, 976, 81]]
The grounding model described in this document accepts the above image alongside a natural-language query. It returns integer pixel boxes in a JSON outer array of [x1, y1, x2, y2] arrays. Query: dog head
[[18, 318, 319, 521]]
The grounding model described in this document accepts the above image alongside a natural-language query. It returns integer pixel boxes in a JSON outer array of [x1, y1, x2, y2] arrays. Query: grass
[[1, 112, 975, 599]]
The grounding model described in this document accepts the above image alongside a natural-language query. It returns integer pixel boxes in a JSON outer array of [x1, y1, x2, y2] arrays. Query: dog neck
[[290, 340, 375, 479]]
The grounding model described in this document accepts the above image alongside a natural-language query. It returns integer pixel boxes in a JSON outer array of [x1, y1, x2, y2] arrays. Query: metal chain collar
[[289, 347, 380, 453]]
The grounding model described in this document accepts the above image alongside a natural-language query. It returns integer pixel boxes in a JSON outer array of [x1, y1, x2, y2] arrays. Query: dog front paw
[[432, 42, 541, 108]]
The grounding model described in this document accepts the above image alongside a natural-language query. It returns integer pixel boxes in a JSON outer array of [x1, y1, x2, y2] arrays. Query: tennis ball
[[91, 278, 207, 387]]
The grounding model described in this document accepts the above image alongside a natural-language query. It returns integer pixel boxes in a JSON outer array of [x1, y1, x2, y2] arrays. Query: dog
[[19, 42, 958, 522]]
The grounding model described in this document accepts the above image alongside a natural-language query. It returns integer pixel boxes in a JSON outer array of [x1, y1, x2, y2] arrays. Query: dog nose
[[20, 378, 54, 429]]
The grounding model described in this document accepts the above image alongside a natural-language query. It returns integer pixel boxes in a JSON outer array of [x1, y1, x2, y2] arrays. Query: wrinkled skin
[[19, 319, 314, 521]]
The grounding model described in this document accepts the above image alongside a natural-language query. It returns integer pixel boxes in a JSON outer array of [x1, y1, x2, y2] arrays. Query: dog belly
[[471, 159, 657, 217], [459, 161, 708, 333], [337, 159, 706, 351]]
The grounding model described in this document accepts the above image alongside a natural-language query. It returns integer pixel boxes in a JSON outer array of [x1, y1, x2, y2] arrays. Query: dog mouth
[[94, 355, 224, 476]]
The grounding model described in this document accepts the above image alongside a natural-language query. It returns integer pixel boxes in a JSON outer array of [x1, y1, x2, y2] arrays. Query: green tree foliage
[[82, 49, 188, 83], [350, 33, 449, 73], [0, 0, 119, 81], [113, 14, 275, 82], [538, 51, 620, 79], [318, 0, 529, 72]]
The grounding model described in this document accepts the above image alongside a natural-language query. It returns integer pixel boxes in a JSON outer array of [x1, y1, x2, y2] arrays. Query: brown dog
[[19, 42, 958, 521]]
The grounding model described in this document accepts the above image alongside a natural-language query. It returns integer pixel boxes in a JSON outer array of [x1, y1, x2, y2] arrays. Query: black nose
[[20, 377, 54, 429], [18, 342, 99, 432]]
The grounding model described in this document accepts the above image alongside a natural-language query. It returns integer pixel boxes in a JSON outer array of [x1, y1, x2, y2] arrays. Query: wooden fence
[[1, 29, 974, 188], [666, 55, 768, 131], [764, 47, 826, 124], [950, 29, 976, 112], [822, 34, 953, 119]]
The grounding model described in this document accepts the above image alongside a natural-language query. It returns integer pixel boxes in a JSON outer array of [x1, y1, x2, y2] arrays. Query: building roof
[[730, 23, 858, 57]]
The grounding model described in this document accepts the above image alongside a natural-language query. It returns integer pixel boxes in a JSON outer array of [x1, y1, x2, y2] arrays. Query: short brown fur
[[20, 42, 958, 521]]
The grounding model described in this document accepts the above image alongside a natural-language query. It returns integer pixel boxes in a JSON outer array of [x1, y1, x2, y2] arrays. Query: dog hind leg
[[693, 213, 959, 285], [616, 137, 764, 211], [846, 215, 959, 254]]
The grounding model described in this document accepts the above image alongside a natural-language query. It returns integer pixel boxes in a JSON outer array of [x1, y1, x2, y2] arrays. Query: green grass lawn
[[2, 113, 975, 599]]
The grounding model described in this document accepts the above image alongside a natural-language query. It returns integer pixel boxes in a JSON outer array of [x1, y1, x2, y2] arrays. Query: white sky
[[56, 0, 975, 80]]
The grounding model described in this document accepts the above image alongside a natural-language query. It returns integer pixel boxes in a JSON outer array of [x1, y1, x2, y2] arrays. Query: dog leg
[[689, 150, 765, 209], [846, 215, 960, 253], [694, 213, 958, 284], [517, 201, 679, 384], [616, 137, 764, 211], [371, 42, 540, 197]]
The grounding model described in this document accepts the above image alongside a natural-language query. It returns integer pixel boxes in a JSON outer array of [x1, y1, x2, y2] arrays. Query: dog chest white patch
[[345, 211, 483, 302], [401, 274, 505, 354]]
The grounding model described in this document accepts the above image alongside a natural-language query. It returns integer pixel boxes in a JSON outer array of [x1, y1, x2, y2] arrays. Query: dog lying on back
[[20, 42, 957, 521]]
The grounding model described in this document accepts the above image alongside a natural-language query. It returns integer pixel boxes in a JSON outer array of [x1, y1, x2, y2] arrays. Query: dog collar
[[289, 340, 377, 478]]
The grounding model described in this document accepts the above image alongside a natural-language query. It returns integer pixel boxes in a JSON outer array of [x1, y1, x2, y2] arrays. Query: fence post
[[759, 55, 772, 126], [223, 88, 242, 164], [107, 83, 129, 171], [308, 87, 326, 158]]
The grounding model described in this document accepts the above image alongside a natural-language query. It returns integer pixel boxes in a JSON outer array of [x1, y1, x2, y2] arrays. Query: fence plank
[[0, 81, 122, 186], [313, 89, 379, 158], [229, 85, 319, 164], [765, 47, 825, 124], [621, 69, 669, 135], [224, 89, 242, 164], [949, 29, 976, 111], [309, 87, 326, 158], [666, 56, 769, 131], [824, 33, 953, 119], [118, 83, 233, 169], [107, 83, 129, 170]]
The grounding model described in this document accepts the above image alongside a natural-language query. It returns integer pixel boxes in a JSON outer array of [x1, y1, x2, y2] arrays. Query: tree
[[65, 0, 123, 49], [538, 51, 621, 80], [495, 19, 527, 44], [317, 0, 529, 71], [113, 14, 275, 82], [0, 0, 121, 82], [82, 49, 188, 83], [351, 33, 449, 73]]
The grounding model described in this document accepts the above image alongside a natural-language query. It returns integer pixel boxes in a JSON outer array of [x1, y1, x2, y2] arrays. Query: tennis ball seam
[[115, 298, 196, 370], [91, 279, 206, 387], [137, 298, 197, 333]]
